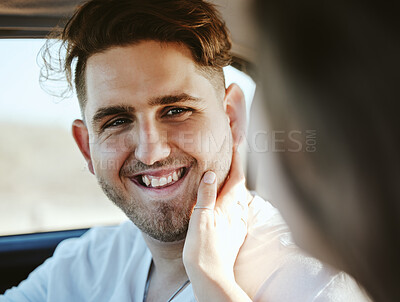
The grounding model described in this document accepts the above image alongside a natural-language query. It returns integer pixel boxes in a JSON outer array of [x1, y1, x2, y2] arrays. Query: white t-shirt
[[1, 196, 368, 302]]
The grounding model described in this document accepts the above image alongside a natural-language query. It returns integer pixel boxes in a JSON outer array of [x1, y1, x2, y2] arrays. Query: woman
[[249, 1, 399, 301], [185, 1, 399, 302]]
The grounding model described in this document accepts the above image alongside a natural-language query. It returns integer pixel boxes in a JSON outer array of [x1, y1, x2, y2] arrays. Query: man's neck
[[142, 233, 188, 282]]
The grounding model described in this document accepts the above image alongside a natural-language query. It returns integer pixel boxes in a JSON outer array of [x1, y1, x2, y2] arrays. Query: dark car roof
[[0, 0, 255, 62]]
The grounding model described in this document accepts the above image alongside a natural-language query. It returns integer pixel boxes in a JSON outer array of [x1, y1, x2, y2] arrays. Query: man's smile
[[129, 166, 191, 192]]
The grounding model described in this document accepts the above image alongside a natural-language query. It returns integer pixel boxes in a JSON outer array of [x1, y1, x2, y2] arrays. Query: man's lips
[[129, 166, 189, 189]]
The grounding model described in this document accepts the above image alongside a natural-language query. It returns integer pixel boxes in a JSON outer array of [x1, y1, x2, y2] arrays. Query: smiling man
[[77, 41, 235, 244], [1, 0, 368, 301]]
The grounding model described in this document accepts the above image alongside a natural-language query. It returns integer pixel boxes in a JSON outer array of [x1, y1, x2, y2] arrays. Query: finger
[[194, 171, 217, 210]]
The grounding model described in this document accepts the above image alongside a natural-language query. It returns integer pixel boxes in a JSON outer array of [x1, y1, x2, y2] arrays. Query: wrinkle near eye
[[96, 131, 113, 144], [96, 120, 134, 142]]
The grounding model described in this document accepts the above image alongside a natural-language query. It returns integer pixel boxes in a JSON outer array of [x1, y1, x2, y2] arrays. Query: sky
[[0, 39, 255, 130]]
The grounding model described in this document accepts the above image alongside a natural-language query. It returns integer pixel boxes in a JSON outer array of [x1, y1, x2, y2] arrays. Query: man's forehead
[[87, 44, 196, 89], [86, 41, 196, 81]]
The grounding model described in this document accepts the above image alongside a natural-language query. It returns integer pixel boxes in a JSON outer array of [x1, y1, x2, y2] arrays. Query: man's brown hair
[[45, 0, 232, 112]]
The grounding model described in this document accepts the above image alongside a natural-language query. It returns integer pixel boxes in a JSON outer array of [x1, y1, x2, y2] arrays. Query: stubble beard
[[98, 173, 198, 242]]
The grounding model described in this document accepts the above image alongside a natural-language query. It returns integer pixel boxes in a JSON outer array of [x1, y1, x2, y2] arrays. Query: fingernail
[[203, 171, 216, 184]]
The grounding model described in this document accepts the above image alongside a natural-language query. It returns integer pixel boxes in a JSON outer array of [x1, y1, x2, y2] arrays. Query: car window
[[0, 39, 255, 236]]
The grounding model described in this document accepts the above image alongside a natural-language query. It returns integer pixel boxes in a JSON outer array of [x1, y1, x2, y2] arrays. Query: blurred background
[[0, 39, 127, 235]]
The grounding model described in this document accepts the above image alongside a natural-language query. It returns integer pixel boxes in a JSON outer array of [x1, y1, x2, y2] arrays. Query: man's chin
[[125, 199, 193, 243], [140, 226, 188, 243], [98, 175, 195, 242]]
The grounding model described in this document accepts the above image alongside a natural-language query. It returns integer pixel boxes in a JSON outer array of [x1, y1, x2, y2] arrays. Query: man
[[1, 0, 367, 301]]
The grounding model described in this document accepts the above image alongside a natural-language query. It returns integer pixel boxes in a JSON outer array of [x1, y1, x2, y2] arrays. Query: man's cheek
[[200, 123, 234, 154], [197, 156, 231, 181], [207, 158, 231, 176], [102, 133, 136, 153], [176, 130, 203, 153], [90, 139, 129, 175], [175, 129, 232, 154]]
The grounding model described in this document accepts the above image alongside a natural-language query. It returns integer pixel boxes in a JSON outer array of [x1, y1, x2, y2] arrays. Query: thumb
[[194, 171, 217, 210]]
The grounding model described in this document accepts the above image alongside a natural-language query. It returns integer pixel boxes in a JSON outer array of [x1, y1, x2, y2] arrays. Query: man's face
[[81, 41, 234, 242]]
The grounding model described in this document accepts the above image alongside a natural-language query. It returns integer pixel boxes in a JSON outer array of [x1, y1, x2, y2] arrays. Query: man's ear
[[224, 83, 246, 148], [72, 119, 94, 175]]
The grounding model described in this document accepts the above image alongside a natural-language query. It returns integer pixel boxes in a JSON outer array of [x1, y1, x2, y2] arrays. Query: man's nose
[[134, 121, 171, 166]]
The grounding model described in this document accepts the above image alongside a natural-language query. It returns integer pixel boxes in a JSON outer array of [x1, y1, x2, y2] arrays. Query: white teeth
[[142, 175, 151, 186], [159, 177, 167, 186], [151, 178, 159, 187], [140, 168, 185, 188]]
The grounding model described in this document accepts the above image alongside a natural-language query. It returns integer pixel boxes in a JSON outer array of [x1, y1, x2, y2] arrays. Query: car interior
[[0, 0, 261, 293]]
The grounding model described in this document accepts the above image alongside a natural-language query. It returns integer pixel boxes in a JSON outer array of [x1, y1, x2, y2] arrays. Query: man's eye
[[164, 108, 192, 117], [104, 118, 132, 129]]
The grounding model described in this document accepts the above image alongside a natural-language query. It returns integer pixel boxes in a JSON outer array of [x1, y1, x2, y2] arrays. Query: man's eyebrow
[[92, 105, 135, 127], [148, 93, 201, 106]]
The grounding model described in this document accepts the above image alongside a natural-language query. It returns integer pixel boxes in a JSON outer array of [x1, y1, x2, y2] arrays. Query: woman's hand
[[183, 150, 252, 302]]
